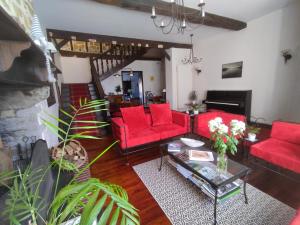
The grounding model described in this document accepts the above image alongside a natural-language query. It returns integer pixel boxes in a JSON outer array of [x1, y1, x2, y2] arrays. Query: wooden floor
[[82, 136, 300, 225]]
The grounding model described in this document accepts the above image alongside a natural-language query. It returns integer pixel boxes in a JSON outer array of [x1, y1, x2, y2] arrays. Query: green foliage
[[52, 159, 79, 172], [0, 98, 140, 225], [211, 132, 239, 155], [246, 125, 261, 134], [49, 179, 139, 225], [0, 167, 50, 225]]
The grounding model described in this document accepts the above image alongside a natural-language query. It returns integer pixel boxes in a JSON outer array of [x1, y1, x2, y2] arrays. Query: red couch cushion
[[151, 124, 187, 139], [251, 138, 300, 173], [271, 121, 300, 145], [149, 103, 172, 126], [126, 129, 160, 148], [121, 106, 149, 132], [194, 112, 245, 139], [220, 112, 246, 125], [194, 112, 219, 139]]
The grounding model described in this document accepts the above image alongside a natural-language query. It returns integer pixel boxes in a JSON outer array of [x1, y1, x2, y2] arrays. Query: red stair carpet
[[68, 83, 100, 137]]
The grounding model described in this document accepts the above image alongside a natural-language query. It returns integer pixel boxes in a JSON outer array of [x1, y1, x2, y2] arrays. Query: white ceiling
[[181, 0, 293, 22], [34, 0, 294, 44]]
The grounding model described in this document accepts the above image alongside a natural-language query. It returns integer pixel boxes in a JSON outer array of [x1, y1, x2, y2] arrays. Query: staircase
[[60, 83, 106, 137], [89, 44, 147, 98]]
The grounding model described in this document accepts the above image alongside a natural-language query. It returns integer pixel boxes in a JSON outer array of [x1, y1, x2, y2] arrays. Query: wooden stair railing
[[90, 58, 106, 99], [89, 44, 148, 98], [92, 44, 147, 81]]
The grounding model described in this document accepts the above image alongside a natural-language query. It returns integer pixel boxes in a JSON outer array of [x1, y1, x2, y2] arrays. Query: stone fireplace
[[0, 43, 60, 166], [0, 84, 58, 164]]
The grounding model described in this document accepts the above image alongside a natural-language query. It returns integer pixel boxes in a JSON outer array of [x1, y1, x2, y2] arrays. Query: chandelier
[[151, 0, 206, 34], [182, 34, 202, 64]]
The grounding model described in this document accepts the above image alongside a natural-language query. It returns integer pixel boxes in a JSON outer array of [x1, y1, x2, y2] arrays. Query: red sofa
[[193, 111, 246, 139], [111, 104, 190, 151], [250, 121, 300, 174]]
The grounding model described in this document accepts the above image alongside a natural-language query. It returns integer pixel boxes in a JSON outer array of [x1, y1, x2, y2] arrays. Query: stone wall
[[0, 86, 58, 161]]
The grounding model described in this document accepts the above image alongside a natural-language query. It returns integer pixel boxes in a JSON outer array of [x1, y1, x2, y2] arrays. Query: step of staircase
[[60, 83, 108, 137]]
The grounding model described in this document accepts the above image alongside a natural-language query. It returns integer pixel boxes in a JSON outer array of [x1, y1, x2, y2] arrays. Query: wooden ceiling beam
[[47, 29, 192, 49], [93, 0, 247, 31]]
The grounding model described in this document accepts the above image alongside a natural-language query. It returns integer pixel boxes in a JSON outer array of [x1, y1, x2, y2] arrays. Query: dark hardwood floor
[[81, 134, 300, 225]]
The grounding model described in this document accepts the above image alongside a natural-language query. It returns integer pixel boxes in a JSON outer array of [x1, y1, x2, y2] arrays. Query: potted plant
[[209, 117, 246, 173], [246, 125, 261, 141], [115, 85, 122, 95], [0, 98, 140, 225], [192, 104, 201, 115]]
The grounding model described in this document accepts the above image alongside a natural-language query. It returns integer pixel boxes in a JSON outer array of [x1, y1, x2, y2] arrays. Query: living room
[[0, 0, 299, 224]]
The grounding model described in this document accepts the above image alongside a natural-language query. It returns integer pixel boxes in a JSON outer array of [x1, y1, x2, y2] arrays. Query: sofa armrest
[[172, 111, 190, 131], [111, 118, 129, 149]]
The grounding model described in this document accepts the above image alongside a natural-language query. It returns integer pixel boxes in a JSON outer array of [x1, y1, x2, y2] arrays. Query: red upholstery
[[290, 209, 300, 225], [250, 121, 300, 174], [251, 139, 300, 173], [149, 103, 172, 126], [126, 129, 160, 148], [112, 105, 190, 150], [120, 106, 149, 133], [194, 112, 246, 139], [152, 124, 187, 139], [271, 121, 300, 145]]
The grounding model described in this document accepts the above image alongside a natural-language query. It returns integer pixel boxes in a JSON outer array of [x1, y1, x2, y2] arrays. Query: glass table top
[[164, 141, 250, 188]]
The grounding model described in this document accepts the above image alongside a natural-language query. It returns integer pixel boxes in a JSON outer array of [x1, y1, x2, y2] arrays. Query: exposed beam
[[93, 0, 247, 31], [57, 39, 69, 49], [47, 29, 192, 49]]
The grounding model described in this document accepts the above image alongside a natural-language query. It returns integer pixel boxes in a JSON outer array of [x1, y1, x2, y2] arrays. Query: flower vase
[[217, 153, 228, 174]]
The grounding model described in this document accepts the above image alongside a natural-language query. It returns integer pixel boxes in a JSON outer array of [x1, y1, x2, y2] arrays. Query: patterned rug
[[133, 158, 296, 225]]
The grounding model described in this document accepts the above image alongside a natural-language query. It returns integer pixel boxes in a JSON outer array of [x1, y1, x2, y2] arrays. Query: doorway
[[122, 71, 144, 105]]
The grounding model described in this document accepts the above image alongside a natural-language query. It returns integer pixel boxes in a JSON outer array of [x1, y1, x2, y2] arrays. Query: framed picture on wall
[[222, 61, 243, 79]]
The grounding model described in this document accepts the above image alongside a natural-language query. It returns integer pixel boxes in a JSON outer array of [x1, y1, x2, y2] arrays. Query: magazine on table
[[168, 140, 183, 152], [188, 150, 214, 162]]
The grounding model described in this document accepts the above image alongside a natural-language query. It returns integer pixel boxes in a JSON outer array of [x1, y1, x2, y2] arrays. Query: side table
[[242, 138, 259, 159]]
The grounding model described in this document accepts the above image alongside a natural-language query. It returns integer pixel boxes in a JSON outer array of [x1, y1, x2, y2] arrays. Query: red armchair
[[250, 121, 300, 174], [193, 111, 246, 139], [111, 104, 190, 152]]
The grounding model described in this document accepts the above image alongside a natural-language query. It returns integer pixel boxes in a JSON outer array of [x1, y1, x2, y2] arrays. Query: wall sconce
[[194, 65, 202, 75], [281, 49, 292, 64]]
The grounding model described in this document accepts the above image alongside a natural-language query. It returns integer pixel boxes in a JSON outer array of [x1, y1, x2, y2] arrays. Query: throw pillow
[[149, 103, 173, 126], [121, 106, 149, 132]]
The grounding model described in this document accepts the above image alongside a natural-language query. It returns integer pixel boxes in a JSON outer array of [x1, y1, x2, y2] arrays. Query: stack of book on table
[[167, 141, 183, 152], [189, 167, 241, 203], [175, 165, 240, 203]]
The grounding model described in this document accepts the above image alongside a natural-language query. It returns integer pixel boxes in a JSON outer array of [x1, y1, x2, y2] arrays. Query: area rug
[[133, 158, 296, 225]]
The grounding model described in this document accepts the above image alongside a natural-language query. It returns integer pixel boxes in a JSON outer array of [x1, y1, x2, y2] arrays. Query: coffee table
[[159, 140, 251, 225]]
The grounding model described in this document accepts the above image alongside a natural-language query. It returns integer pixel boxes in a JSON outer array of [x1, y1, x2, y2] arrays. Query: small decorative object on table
[[180, 138, 204, 148], [246, 125, 261, 142], [168, 140, 183, 152], [209, 117, 245, 173]]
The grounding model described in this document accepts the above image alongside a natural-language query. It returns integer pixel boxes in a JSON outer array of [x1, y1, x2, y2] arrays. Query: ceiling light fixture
[[182, 34, 202, 64], [151, 0, 206, 34]]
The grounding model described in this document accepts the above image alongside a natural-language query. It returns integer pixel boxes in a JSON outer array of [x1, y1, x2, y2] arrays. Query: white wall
[[60, 57, 92, 83], [194, 0, 300, 124], [101, 60, 163, 96], [165, 48, 195, 110]]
